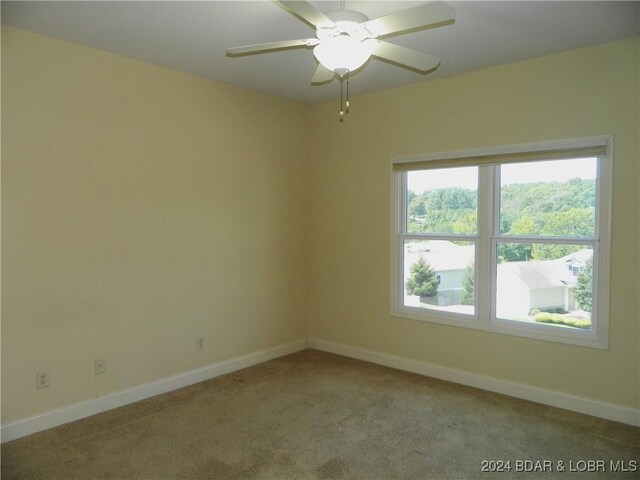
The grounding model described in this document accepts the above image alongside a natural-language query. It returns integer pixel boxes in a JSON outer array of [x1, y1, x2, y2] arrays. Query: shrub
[[540, 307, 568, 314], [575, 257, 593, 312], [406, 258, 439, 298], [460, 264, 474, 305], [533, 312, 591, 329]]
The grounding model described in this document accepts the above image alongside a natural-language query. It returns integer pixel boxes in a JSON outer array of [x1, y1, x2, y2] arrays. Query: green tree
[[536, 207, 594, 237], [408, 180, 595, 254], [511, 216, 536, 235], [497, 216, 535, 262], [500, 179, 595, 239], [575, 257, 593, 312], [460, 263, 474, 305], [406, 258, 439, 298], [530, 208, 595, 260], [408, 192, 426, 218], [452, 213, 477, 235]]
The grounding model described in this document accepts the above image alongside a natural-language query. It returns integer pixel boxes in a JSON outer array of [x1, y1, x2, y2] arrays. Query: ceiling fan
[[226, 1, 455, 119]]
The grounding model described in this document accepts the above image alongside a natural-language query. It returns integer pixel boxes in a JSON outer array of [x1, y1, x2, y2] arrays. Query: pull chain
[[339, 74, 344, 122], [346, 71, 350, 114]]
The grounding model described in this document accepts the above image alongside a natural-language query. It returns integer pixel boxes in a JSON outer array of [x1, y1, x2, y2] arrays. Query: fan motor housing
[[317, 9, 370, 41]]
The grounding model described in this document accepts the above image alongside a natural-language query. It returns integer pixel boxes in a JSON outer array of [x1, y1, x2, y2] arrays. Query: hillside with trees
[[408, 177, 595, 262]]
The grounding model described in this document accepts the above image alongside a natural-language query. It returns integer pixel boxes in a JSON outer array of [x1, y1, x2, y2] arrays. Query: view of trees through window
[[403, 159, 597, 330], [408, 187, 477, 234]]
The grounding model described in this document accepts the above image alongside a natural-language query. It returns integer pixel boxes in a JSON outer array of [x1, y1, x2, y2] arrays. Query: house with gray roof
[[404, 240, 474, 307], [497, 250, 593, 319], [405, 240, 593, 317]]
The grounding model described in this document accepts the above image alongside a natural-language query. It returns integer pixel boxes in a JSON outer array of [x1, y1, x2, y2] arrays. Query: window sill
[[391, 306, 608, 350]]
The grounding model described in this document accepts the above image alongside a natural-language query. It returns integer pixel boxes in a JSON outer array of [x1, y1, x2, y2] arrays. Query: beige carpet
[[2, 349, 638, 479]]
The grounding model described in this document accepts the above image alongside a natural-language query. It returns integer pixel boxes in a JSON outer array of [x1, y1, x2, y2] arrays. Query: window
[[391, 137, 612, 349], [402, 167, 478, 316]]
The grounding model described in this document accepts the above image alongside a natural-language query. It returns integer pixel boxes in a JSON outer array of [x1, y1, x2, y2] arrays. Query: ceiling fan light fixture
[[227, 1, 456, 120], [313, 35, 372, 74]]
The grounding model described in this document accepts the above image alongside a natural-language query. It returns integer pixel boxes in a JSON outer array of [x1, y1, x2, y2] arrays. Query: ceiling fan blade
[[363, 2, 455, 38], [226, 38, 319, 56], [276, 1, 335, 29], [367, 39, 441, 73], [311, 64, 335, 84]]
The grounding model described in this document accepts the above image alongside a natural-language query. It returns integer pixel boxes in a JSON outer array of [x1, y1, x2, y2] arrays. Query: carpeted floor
[[2, 349, 639, 479]]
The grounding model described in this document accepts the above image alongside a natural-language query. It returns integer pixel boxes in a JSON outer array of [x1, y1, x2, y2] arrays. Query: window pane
[[496, 243, 593, 331], [407, 167, 478, 234], [404, 240, 475, 315], [499, 158, 597, 237]]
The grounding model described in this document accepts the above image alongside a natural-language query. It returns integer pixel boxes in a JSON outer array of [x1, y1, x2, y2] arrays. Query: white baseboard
[[308, 337, 640, 427], [4, 336, 637, 443], [1, 339, 308, 443]]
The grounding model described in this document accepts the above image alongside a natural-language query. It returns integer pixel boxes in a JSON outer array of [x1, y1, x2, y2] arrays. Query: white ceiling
[[2, 1, 639, 104]]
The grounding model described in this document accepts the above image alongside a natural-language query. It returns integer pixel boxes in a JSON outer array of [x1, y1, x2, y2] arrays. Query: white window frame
[[391, 136, 612, 349]]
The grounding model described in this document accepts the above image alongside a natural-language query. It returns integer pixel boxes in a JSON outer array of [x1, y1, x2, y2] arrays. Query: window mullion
[[476, 165, 495, 326], [401, 233, 478, 242]]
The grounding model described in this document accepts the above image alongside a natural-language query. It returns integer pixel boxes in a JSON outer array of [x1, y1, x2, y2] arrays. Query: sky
[[407, 158, 597, 193]]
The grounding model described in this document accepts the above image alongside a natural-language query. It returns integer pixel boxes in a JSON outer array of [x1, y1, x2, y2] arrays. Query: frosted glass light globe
[[313, 35, 372, 74]]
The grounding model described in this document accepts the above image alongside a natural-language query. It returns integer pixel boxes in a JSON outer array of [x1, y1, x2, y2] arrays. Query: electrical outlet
[[196, 335, 205, 350], [37, 370, 49, 389], [95, 359, 106, 375]]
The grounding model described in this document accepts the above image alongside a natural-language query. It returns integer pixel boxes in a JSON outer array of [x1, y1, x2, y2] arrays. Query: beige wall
[[1, 27, 308, 423], [2, 26, 639, 426], [307, 37, 640, 408]]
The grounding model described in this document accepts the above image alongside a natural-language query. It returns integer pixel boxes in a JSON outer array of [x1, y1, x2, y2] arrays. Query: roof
[[498, 260, 574, 289], [558, 249, 593, 265], [405, 240, 474, 272]]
